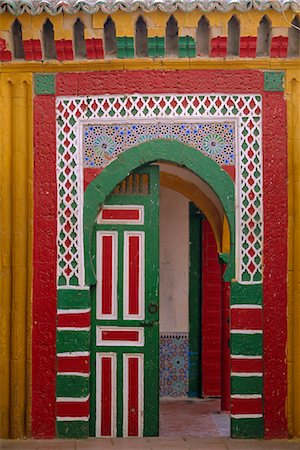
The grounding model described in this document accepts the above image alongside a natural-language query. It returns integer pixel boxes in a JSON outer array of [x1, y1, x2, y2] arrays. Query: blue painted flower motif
[[202, 133, 225, 155], [93, 135, 115, 161]]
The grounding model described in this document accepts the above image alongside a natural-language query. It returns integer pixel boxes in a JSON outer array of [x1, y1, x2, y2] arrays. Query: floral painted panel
[[83, 122, 236, 167]]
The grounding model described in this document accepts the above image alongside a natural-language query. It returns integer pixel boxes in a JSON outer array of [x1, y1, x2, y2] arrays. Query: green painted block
[[57, 330, 90, 353], [34, 73, 56, 95], [264, 71, 284, 92], [117, 37, 134, 59], [58, 289, 90, 310], [57, 420, 89, 438], [231, 332, 262, 356], [179, 36, 196, 58], [231, 282, 262, 305], [57, 375, 89, 397], [231, 375, 263, 394], [148, 37, 165, 58], [231, 417, 264, 438]]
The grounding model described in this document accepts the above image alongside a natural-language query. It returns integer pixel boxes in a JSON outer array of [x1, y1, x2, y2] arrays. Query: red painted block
[[57, 399, 90, 417], [240, 37, 257, 58], [231, 357, 263, 373], [102, 330, 139, 341], [231, 397, 262, 415], [57, 355, 90, 373], [0, 38, 12, 61], [86, 38, 104, 59], [55, 39, 74, 61], [24, 39, 42, 61], [210, 37, 227, 57], [84, 167, 102, 190], [57, 311, 91, 328], [231, 308, 262, 330], [270, 36, 288, 58]]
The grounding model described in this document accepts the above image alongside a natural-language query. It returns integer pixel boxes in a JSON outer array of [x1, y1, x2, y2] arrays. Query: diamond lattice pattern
[[56, 94, 262, 286]]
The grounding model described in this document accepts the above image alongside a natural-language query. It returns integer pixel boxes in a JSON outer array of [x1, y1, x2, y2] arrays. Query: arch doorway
[[84, 141, 235, 438]]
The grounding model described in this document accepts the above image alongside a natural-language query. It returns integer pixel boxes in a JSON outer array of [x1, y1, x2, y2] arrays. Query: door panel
[[92, 166, 159, 437]]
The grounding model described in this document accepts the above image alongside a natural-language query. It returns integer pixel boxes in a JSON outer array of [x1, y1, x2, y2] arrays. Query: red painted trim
[[32, 95, 57, 438], [57, 312, 91, 328], [56, 70, 264, 96], [102, 236, 113, 316], [231, 398, 262, 415], [231, 308, 262, 330], [57, 400, 90, 417], [128, 357, 139, 436], [231, 358, 263, 373], [102, 209, 140, 221], [102, 330, 139, 341], [57, 356, 90, 373], [221, 165, 235, 182], [101, 357, 112, 436], [84, 168, 102, 190], [128, 236, 140, 316], [263, 91, 288, 438]]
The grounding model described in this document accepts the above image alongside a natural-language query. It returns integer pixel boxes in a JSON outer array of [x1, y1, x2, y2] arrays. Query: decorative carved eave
[[0, 0, 299, 15]]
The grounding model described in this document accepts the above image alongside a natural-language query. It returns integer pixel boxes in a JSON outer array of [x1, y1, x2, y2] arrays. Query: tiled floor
[[160, 399, 230, 437]]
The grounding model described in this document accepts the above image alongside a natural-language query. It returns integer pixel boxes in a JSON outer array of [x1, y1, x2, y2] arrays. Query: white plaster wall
[[159, 186, 189, 333]]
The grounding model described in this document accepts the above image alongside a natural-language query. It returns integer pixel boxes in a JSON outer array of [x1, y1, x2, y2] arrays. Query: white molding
[[96, 353, 117, 438], [96, 326, 144, 346]]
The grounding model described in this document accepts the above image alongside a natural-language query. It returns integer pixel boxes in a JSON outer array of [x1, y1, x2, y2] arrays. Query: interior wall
[[159, 186, 189, 333]]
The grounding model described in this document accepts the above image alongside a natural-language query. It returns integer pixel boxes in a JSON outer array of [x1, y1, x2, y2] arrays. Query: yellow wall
[[0, 72, 33, 438], [0, 7, 299, 439]]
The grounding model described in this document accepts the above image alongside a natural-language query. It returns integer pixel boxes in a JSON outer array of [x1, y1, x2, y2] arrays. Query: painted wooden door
[[91, 166, 160, 437]]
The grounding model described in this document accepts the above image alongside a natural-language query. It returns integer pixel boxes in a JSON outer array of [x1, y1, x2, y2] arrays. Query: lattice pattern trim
[[56, 93, 263, 286]]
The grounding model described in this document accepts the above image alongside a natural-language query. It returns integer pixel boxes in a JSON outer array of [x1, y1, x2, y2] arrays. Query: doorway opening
[[158, 163, 230, 437]]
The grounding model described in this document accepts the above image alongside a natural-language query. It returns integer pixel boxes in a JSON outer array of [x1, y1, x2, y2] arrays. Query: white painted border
[[96, 326, 144, 347], [97, 205, 144, 225], [96, 352, 117, 438], [123, 353, 144, 438], [96, 231, 118, 320], [123, 231, 145, 320]]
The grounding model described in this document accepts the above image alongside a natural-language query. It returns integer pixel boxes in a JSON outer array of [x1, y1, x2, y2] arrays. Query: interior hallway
[[160, 399, 230, 438]]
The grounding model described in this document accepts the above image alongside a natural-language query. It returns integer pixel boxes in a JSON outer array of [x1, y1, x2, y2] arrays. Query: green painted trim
[[219, 252, 229, 264], [57, 375, 89, 397], [57, 421, 89, 439], [231, 417, 264, 439], [57, 330, 90, 353], [231, 333, 262, 356], [148, 37, 165, 58], [264, 71, 284, 92], [188, 203, 202, 398], [117, 37, 134, 59], [230, 282, 262, 305], [34, 73, 56, 95], [57, 289, 90, 310], [84, 140, 235, 286], [231, 375, 263, 395]]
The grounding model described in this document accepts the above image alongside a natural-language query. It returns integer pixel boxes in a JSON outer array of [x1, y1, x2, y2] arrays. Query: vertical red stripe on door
[[101, 356, 112, 436], [128, 236, 140, 315], [128, 357, 139, 436], [102, 236, 113, 315]]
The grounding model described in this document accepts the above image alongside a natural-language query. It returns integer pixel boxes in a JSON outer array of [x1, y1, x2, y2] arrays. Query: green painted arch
[[84, 139, 235, 284]]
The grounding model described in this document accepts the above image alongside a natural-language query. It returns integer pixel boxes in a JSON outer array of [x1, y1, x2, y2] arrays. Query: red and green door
[[90, 167, 160, 437]]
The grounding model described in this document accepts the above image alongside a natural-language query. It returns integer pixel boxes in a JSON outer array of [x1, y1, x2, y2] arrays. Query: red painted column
[[263, 91, 288, 438], [202, 219, 222, 397], [32, 95, 57, 438], [221, 265, 231, 412]]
